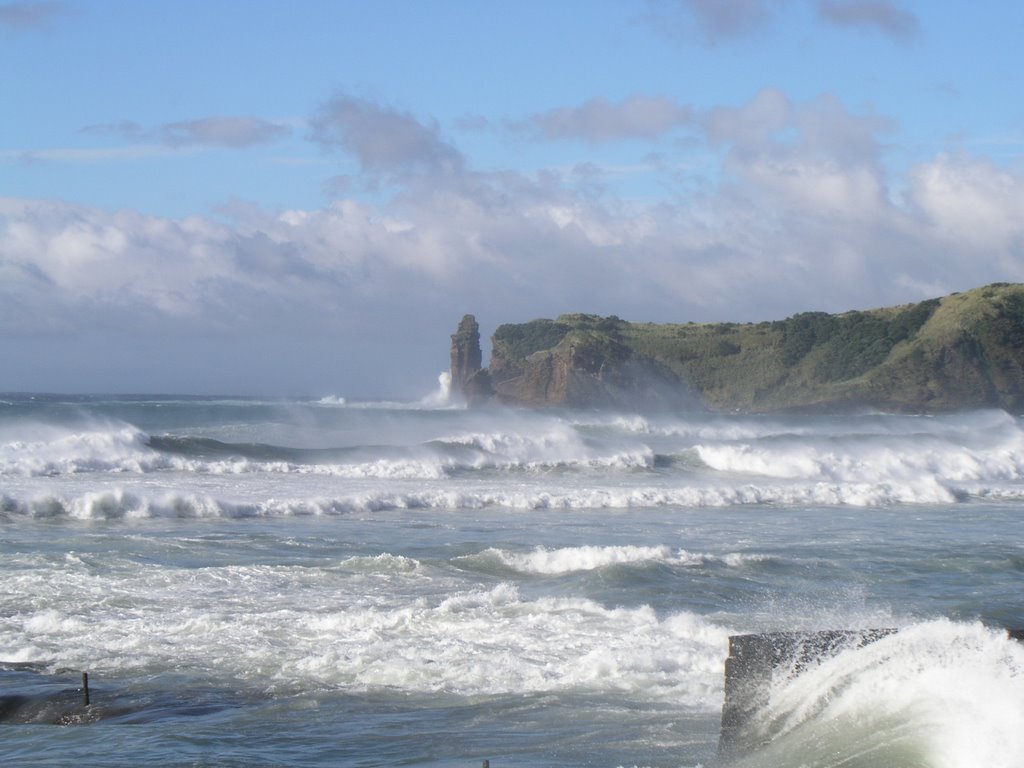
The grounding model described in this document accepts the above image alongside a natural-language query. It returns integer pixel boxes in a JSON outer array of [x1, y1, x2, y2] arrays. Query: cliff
[[452, 283, 1024, 413]]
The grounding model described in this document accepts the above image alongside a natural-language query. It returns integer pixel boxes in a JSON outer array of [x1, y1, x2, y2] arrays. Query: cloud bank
[[3, 88, 1022, 393], [817, 0, 919, 40]]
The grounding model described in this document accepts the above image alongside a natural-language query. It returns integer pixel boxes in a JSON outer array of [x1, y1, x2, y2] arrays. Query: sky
[[2, 0, 1023, 397]]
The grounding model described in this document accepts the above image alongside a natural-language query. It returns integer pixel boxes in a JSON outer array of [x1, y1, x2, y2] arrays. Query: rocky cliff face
[[451, 283, 1024, 413], [485, 328, 693, 409]]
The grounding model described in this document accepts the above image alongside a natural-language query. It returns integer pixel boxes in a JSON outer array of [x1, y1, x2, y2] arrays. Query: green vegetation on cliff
[[481, 284, 1024, 413], [491, 319, 571, 371]]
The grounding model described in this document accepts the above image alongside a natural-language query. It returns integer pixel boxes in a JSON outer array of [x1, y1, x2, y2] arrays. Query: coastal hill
[[450, 283, 1024, 413]]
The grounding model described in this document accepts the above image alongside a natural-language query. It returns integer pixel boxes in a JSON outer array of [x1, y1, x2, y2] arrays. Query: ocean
[[1, 387, 1023, 767]]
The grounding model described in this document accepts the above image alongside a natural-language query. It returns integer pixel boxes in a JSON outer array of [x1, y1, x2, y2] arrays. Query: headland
[[451, 283, 1024, 413]]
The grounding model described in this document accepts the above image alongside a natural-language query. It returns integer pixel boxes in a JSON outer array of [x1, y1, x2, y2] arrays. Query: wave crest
[[473, 545, 773, 574], [741, 621, 1024, 767], [0, 423, 163, 476]]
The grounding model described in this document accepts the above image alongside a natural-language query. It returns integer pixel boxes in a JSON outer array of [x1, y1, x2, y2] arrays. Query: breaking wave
[[1, 576, 731, 703], [0, 423, 173, 476], [315, 395, 347, 406], [9, 481, 1023, 522], [0, 420, 656, 479], [731, 621, 1024, 768], [468, 545, 772, 574], [3, 405, 1024, 510]]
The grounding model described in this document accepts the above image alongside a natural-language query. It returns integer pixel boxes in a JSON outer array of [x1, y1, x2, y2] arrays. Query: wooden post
[[82, 672, 90, 707]]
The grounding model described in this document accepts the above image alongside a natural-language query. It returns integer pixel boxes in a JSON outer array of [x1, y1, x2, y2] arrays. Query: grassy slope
[[488, 283, 1024, 412]]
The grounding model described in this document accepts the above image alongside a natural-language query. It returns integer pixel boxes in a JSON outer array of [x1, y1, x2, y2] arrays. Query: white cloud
[[5, 116, 291, 166], [156, 117, 291, 148], [309, 95, 463, 176], [645, 0, 919, 45], [83, 116, 292, 149], [5, 144, 180, 164], [645, 0, 788, 44], [910, 154, 1024, 250], [0, 1, 67, 30], [816, 0, 919, 40], [515, 95, 693, 144], [0, 199, 237, 328], [705, 89, 893, 219]]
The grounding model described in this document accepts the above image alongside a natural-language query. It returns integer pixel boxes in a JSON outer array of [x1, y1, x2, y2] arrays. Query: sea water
[[1, 390, 1022, 767]]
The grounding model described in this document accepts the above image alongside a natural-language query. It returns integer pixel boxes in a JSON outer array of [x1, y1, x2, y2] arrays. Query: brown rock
[[450, 315, 487, 402]]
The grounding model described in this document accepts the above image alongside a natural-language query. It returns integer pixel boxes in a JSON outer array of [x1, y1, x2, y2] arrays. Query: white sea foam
[[488, 545, 673, 573], [337, 553, 421, 573], [0, 568, 732, 704]]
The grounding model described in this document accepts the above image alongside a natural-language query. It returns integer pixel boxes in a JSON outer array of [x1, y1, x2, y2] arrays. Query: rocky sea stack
[[449, 314, 493, 406], [451, 283, 1024, 413]]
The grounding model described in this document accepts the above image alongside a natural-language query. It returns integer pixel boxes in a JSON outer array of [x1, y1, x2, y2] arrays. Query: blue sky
[[2, 0, 1023, 396]]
